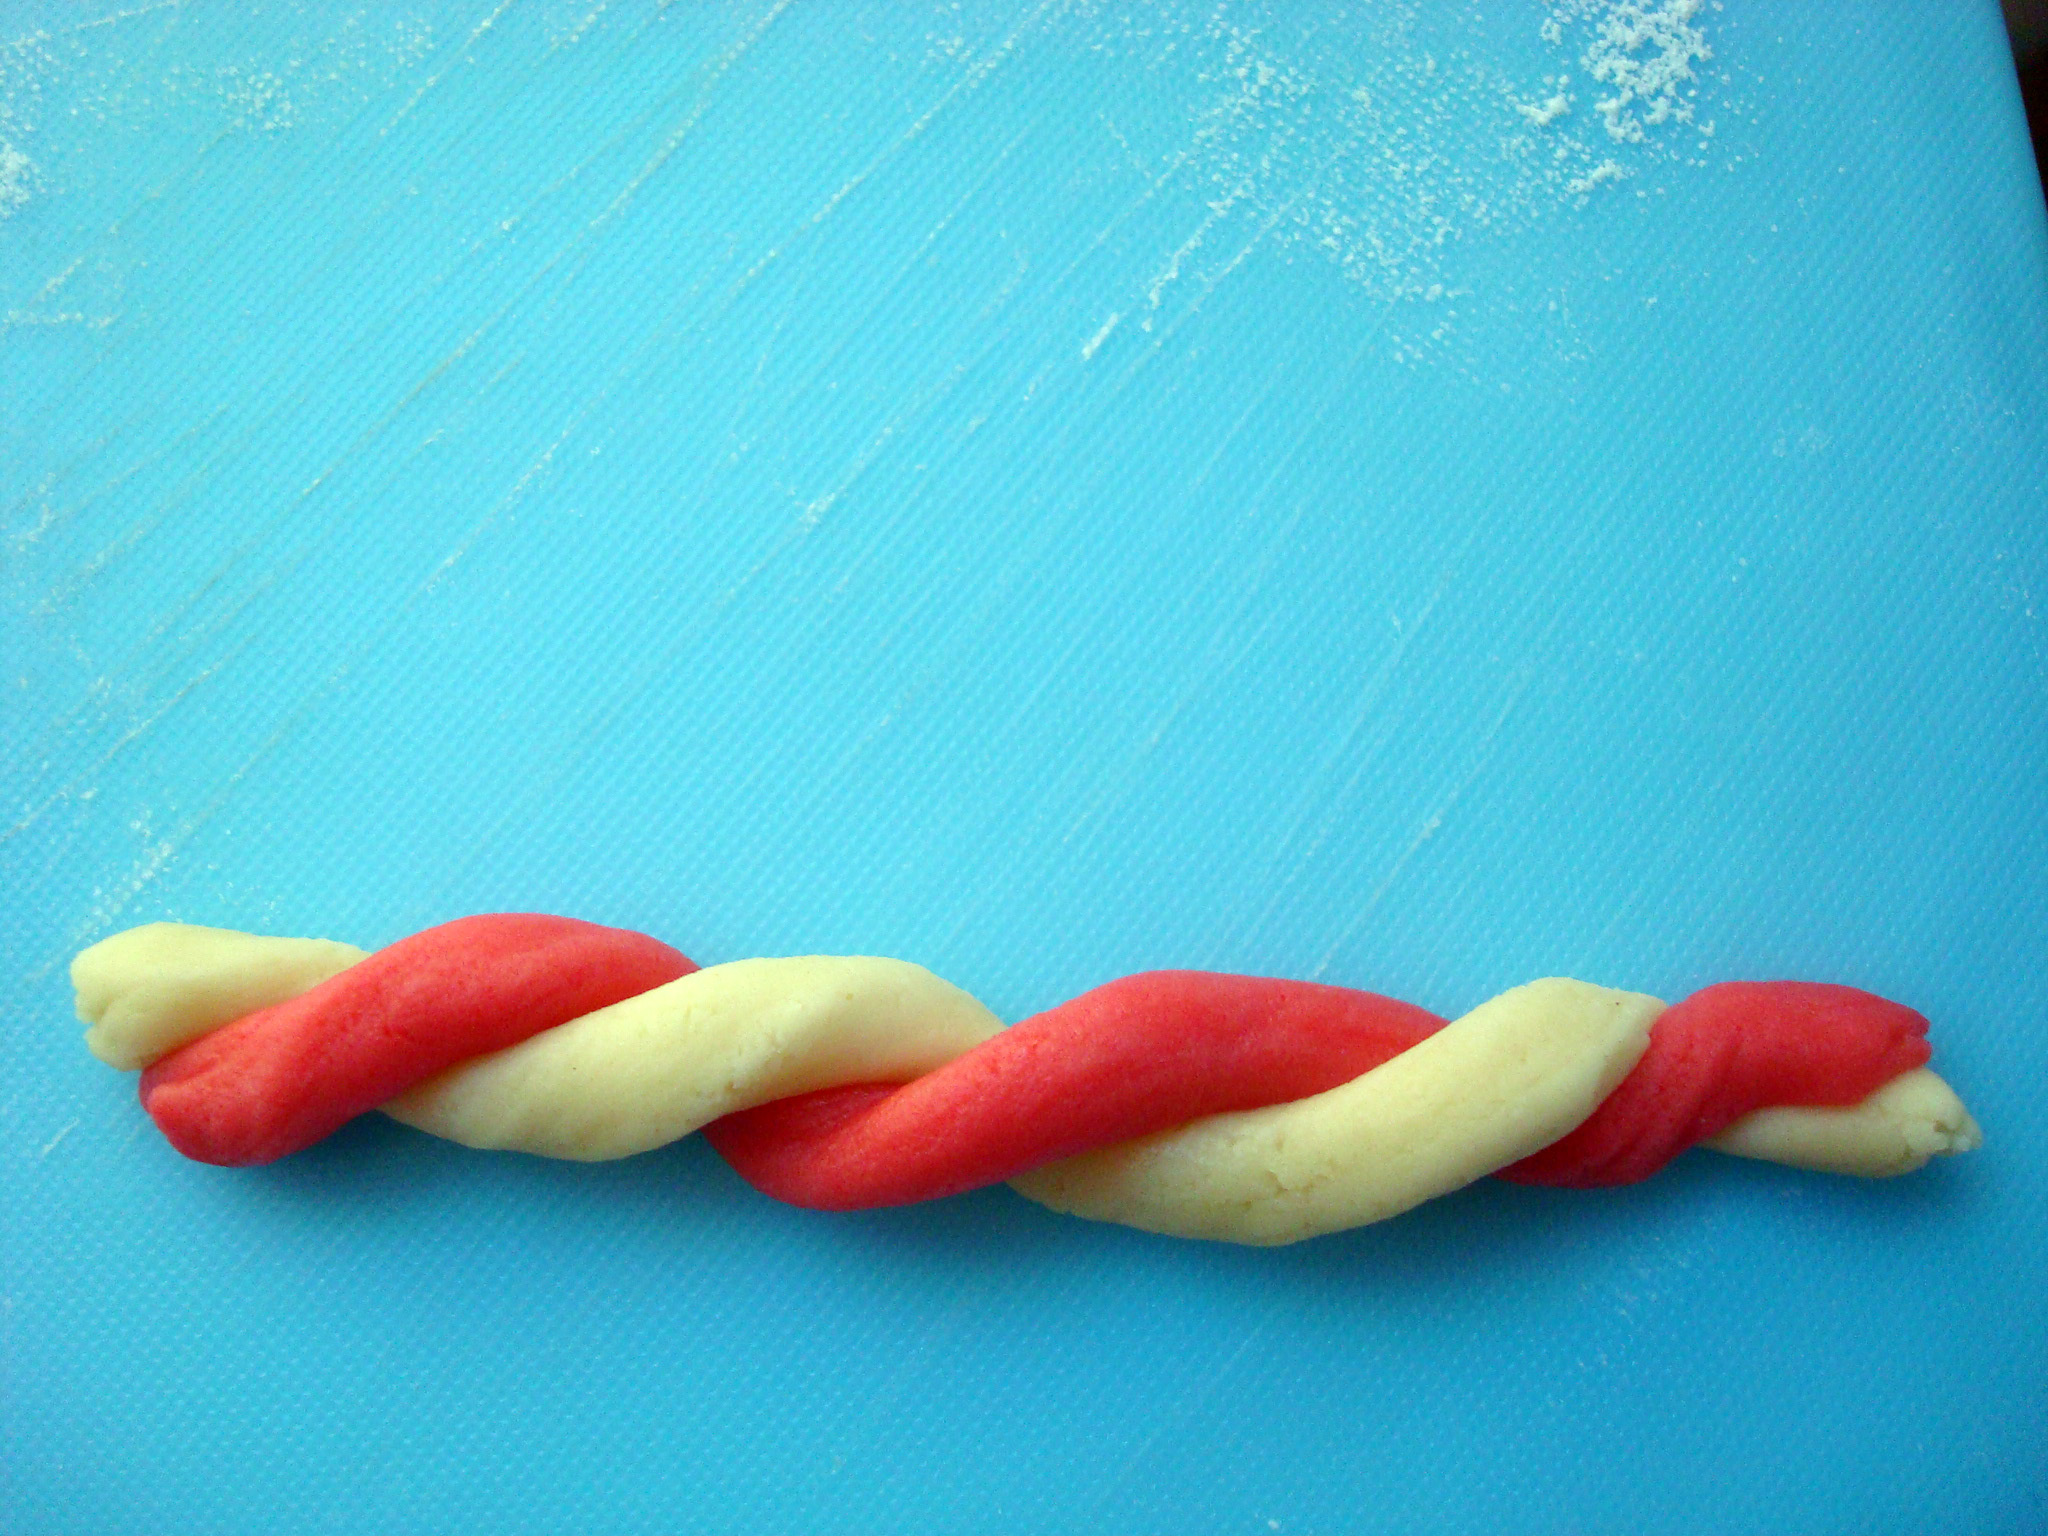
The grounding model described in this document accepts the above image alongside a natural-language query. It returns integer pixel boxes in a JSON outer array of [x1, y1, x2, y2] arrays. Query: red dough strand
[[139, 914, 695, 1165], [709, 980, 1933, 1206], [1497, 982, 1932, 1187], [703, 972, 1445, 1208]]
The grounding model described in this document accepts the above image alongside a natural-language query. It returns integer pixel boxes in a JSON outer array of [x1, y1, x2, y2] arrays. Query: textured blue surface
[[4, 4, 2045, 1533]]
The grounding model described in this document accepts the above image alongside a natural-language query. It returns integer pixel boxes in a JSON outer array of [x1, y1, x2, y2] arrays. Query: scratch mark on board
[[547, 0, 616, 54], [1309, 656, 1543, 980], [720, 0, 1055, 305], [577, 0, 797, 236], [1087, 1318, 1273, 1514], [37, 515, 164, 614], [25, 0, 793, 756], [1, 637, 251, 846], [748, 116, 1032, 477], [1231, 515, 1490, 952], [4, 407, 225, 563], [6, 0, 180, 47], [379, 0, 515, 137], [415, 263, 1039, 907], [22, 0, 817, 851]]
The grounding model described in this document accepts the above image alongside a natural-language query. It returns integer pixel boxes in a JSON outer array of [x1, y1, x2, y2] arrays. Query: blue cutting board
[[5, 4, 2044, 1533]]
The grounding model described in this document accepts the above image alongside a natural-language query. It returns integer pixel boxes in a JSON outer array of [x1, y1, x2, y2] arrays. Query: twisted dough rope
[[73, 914, 1982, 1245]]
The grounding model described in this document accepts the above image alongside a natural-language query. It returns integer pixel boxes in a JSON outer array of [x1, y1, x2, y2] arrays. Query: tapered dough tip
[[72, 922, 368, 1071], [1705, 1067, 1982, 1178]]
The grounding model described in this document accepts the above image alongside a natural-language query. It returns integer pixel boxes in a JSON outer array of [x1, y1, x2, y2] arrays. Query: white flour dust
[[0, 8, 437, 226], [1573, 0, 1712, 142], [0, 132, 30, 218], [0, 8, 437, 328], [1047, 0, 1740, 355]]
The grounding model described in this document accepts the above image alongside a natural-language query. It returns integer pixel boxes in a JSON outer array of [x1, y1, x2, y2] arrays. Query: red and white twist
[[73, 914, 1980, 1245]]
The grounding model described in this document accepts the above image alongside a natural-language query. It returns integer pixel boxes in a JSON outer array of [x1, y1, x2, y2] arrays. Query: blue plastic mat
[[5, 4, 2044, 1533]]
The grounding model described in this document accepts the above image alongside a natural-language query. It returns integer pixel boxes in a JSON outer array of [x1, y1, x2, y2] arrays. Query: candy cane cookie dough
[[1011, 980, 1662, 1244], [72, 916, 1981, 1246]]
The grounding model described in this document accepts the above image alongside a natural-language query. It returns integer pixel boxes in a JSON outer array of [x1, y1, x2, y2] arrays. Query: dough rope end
[[1705, 1067, 1983, 1177]]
